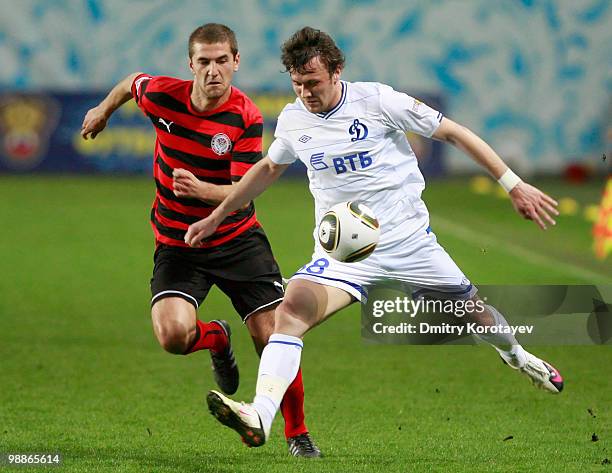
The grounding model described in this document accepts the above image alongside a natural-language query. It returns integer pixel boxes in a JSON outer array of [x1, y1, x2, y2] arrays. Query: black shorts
[[150, 226, 284, 321]]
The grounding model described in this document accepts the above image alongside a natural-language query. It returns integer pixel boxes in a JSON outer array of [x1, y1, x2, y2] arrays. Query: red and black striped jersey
[[131, 73, 263, 248]]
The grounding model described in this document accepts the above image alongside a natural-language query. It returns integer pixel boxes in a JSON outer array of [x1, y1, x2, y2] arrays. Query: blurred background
[[1, 0, 610, 173], [0, 1, 610, 259], [1, 3, 611, 471]]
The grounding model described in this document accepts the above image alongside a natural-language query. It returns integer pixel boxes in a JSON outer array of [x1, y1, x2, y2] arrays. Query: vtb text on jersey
[[268, 81, 443, 243]]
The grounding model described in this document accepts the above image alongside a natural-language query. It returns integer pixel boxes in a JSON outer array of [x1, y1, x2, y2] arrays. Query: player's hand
[[509, 181, 559, 230], [173, 168, 206, 199], [185, 214, 222, 247], [80, 106, 109, 140]]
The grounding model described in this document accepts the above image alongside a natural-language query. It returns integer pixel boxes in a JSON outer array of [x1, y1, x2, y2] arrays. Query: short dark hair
[[281, 27, 345, 75], [188, 23, 238, 58]]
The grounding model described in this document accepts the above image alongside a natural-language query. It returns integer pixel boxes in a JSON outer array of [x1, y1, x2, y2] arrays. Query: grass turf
[[0, 176, 610, 472]]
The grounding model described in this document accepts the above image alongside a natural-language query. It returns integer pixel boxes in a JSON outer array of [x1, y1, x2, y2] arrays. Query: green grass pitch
[[1, 176, 610, 472]]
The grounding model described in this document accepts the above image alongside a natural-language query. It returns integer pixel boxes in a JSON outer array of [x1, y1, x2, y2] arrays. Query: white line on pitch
[[432, 217, 612, 284]]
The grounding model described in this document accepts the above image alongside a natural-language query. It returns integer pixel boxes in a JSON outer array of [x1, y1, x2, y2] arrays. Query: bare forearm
[[213, 158, 286, 219], [81, 72, 143, 140], [198, 184, 234, 205], [431, 117, 558, 230], [99, 72, 142, 117], [172, 168, 245, 205], [433, 118, 507, 179]]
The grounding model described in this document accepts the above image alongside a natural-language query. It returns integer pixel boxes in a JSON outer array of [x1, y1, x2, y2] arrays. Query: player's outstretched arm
[[80, 72, 143, 140], [432, 117, 559, 230], [184, 156, 289, 246]]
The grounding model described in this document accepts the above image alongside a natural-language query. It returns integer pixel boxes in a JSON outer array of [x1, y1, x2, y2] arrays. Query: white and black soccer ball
[[317, 201, 380, 263]]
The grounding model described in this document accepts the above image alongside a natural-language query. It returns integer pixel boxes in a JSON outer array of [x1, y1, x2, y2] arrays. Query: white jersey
[[268, 81, 443, 247], [268, 81, 474, 302]]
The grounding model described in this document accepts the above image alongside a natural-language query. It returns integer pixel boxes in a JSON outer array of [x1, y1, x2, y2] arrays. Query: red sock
[[280, 368, 308, 439], [184, 320, 228, 354]]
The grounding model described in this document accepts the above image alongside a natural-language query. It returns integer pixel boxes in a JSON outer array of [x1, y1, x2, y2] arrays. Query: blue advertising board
[[0, 91, 445, 177]]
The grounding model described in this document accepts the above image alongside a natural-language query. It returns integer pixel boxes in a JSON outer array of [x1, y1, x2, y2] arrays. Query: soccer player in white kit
[[184, 27, 564, 448]]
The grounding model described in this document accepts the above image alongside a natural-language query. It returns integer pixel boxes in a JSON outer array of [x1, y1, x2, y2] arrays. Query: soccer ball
[[318, 201, 380, 263]]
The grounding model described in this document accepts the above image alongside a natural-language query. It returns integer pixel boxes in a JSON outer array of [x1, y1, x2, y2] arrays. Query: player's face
[[290, 56, 342, 114], [189, 42, 239, 100]]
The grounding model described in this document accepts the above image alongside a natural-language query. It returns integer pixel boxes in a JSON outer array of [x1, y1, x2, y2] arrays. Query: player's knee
[[276, 299, 299, 322], [275, 299, 311, 332], [154, 321, 191, 354], [151, 298, 196, 354], [463, 297, 493, 325], [157, 331, 188, 354]]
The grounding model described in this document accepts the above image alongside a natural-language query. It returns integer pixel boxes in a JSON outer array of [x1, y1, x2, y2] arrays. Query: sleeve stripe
[[132, 74, 152, 103], [241, 122, 264, 139]]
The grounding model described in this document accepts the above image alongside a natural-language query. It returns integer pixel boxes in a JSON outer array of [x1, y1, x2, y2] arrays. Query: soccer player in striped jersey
[[80, 23, 320, 457], [184, 27, 564, 448]]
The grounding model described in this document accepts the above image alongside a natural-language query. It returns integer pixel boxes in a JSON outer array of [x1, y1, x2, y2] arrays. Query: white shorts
[[291, 222, 476, 303]]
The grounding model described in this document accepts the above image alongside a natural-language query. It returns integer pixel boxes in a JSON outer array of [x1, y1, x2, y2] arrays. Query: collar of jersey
[[313, 81, 347, 119]]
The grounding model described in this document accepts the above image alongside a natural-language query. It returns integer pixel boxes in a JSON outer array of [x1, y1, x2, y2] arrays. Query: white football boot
[[503, 351, 564, 393], [206, 390, 268, 447]]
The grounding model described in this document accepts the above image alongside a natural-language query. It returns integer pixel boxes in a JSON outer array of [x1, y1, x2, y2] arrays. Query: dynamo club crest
[[349, 119, 368, 142]]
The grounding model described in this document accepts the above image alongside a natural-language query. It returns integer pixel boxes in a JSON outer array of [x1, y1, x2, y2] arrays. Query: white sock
[[476, 305, 527, 368], [252, 333, 303, 436]]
